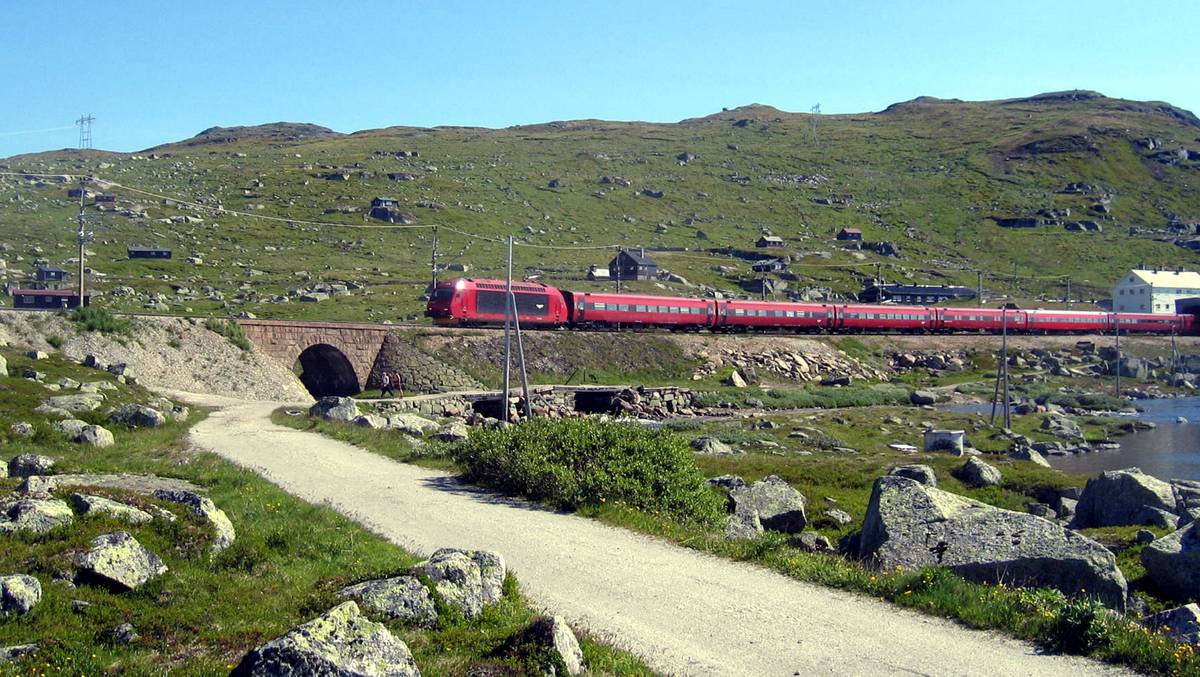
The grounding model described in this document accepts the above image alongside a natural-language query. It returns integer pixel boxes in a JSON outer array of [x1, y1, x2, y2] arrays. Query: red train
[[426, 278, 1197, 335]]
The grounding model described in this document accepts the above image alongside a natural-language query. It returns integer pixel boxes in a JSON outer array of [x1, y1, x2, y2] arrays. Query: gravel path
[[185, 394, 1131, 677]]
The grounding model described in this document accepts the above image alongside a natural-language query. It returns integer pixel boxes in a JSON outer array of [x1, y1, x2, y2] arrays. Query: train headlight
[[454, 279, 466, 290]]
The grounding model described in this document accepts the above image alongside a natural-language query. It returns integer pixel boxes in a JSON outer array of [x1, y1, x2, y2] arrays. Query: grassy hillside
[[2, 90, 1199, 322]]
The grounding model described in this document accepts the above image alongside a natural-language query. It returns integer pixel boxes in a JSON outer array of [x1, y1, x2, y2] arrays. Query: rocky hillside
[[1, 91, 1199, 322]]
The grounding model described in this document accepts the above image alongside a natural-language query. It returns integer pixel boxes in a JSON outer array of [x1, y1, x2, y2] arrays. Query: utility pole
[[76, 177, 91, 305], [75, 114, 94, 150], [810, 104, 820, 145], [1114, 320, 1122, 398], [977, 271, 983, 307], [430, 225, 438, 289], [990, 310, 1011, 428], [502, 236, 513, 422], [1065, 276, 1071, 306]]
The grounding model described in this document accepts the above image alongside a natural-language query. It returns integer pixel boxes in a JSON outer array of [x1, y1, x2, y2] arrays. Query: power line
[[75, 114, 94, 150]]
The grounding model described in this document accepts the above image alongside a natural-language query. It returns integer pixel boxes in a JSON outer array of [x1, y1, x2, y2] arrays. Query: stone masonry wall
[[368, 333, 483, 394]]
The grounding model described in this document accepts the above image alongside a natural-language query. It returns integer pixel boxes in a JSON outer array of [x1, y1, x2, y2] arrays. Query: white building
[[1113, 268, 1200, 314]]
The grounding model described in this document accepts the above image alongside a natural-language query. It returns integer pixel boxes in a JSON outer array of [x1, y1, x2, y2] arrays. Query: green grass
[[68, 306, 131, 334], [203, 318, 252, 352], [0, 350, 655, 675], [693, 383, 911, 410]]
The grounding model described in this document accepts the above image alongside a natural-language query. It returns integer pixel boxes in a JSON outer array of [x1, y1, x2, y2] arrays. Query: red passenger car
[[836, 304, 935, 332], [715, 300, 833, 332], [425, 278, 570, 327], [937, 308, 1029, 333], [1025, 310, 1110, 334], [1114, 313, 1192, 334], [565, 291, 713, 330]]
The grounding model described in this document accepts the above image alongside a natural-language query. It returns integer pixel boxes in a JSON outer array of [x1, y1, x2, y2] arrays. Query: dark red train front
[[425, 278, 569, 327]]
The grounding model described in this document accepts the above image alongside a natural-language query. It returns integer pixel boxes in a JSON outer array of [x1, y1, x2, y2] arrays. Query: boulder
[[8, 455, 55, 478], [1142, 522, 1200, 600], [691, 436, 736, 455], [153, 489, 236, 554], [230, 601, 419, 677], [353, 414, 388, 430], [727, 475, 807, 538], [311, 396, 359, 423], [1040, 414, 1083, 440], [9, 422, 34, 438], [412, 548, 506, 619], [910, 390, 936, 406], [959, 457, 1002, 488], [53, 419, 88, 439], [45, 393, 105, 413], [517, 616, 585, 676], [0, 575, 41, 615], [434, 421, 469, 443], [792, 531, 832, 552], [70, 494, 153, 525], [385, 413, 439, 436], [860, 476, 1127, 610], [1073, 468, 1179, 529], [823, 508, 853, 526], [1008, 446, 1051, 467], [75, 531, 167, 591], [0, 497, 73, 534], [110, 404, 166, 428], [337, 576, 436, 625], [1140, 604, 1200, 646], [76, 425, 114, 448], [706, 475, 746, 490], [888, 464, 937, 487]]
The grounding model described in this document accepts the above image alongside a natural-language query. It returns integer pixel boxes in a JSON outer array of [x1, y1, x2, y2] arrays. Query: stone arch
[[296, 343, 360, 397]]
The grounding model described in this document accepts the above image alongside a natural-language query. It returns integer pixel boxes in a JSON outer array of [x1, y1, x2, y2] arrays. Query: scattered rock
[[385, 413, 439, 436], [434, 421, 469, 443], [70, 494, 153, 525], [1073, 468, 1179, 529], [353, 414, 388, 430], [0, 644, 37, 664], [0, 497, 73, 534], [46, 393, 106, 413], [338, 576, 437, 625], [0, 575, 41, 615], [691, 436, 736, 455], [706, 474, 746, 490], [310, 396, 359, 422], [53, 419, 88, 438], [230, 601, 419, 677], [110, 404, 166, 428], [516, 616, 585, 676], [1142, 522, 1200, 601], [909, 390, 936, 406], [114, 623, 138, 645], [9, 422, 34, 438], [1135, 529, 1156, 545], [1140, 603, 1200, 646], [1008, 446, 1051, 467], [8, 454, 54, 478], [888, 464, 937, 487], [76, 425, 114, 448], [860, 476, 1128, 610], [823, 508, 853, 526], [153, 489, 236, 554], [727, 475, 807, 539], [959, 457, 1002, 488], [75, 531, 167, 591], [792, 531, 832, 552], [413, 548, 505, 619]]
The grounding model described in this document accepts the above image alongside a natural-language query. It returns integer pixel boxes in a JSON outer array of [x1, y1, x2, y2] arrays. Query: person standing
[[392, 371, 404, 399], [379, 371, 395, 398]]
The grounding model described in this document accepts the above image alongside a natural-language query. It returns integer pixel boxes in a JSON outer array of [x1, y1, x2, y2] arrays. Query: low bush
[[205, 317, 253, 351], [453, 419, 726, 527], [69, 306, 130, 334]]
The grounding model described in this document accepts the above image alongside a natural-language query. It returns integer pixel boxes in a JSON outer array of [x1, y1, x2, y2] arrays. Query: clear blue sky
[[2, 0, 1197, 158]]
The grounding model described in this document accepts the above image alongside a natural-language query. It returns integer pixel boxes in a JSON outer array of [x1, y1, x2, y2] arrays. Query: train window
[[635, 305, 645, 312], [595, 303, 607, 310]]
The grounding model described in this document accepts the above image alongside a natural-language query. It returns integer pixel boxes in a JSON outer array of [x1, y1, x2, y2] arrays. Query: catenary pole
[[502, 236, 513, 422], [76, 178, 87, 304]]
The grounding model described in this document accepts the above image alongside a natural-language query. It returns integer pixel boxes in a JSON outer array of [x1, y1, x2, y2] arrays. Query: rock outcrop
[[1073, 468, 1179, 529], [691, 436, 735, 455], [153, 489, 235, 554], [337, 576, 436, 625], [726, 475, 807, 539], [1142, 522, 1200, 601], [860, 476, 1127, 610], [70, 494, 153, 524], [0, 497, 73, 534], [230, 601, 420, 677]]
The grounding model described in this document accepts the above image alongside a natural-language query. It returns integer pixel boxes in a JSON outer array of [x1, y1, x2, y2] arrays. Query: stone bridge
[[237, 319, 394, 397]]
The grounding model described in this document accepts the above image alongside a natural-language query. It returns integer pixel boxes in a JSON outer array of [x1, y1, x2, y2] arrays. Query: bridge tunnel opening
[[295, 344, 360, 398]]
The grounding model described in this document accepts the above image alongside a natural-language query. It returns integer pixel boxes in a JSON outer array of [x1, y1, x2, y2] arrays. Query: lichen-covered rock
[[959, 457, 1002, 488], [1142, 522, 1200, 601], [76, 425, 114, 448], [888, 464, 937, 487], [0, 575, 41, 615], [45, 393, 105, 414], [726, 475, 807, 539], [8, 454, 54, 478], [691, 436, 736, 455], [412, 548, 505, 619], [110, 404, 166, 428], [75, 531, 167, 591], [9, 422, 34, 438], [153, 489, 235, 554], [230, 601, 420, 677], [337, 576, 436, 625], [1140, 603, 1200, 646], [0, 497, 73, 534], [385, 413, 439, 436], [310, 396, 359, 423], [824, 508, 853, 526], [53, 419, 89, 439], [1073, 468, 1179, 529], [434, 421, 469, 443], [70, 494, 153, 525], [860, 476, 1127, 610]]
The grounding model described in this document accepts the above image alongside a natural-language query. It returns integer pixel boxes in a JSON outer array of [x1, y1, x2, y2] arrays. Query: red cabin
[[425, 278, 569, 327], [836, 304, 934, 332], [716, 300, 832, 332], [565, 291, 713, 330]]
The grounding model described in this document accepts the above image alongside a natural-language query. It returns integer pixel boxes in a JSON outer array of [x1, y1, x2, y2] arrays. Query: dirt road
[[185, 394, 1130, 676]]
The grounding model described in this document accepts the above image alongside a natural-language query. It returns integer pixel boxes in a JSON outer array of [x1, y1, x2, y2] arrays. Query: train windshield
[[431, 288, 454, 302]]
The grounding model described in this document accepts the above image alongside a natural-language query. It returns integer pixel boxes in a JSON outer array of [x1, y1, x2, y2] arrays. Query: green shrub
[[204, 317, 252, 352], [45, 335, 64, 349], [69, 306, 130, 334], [453, 419, 725, 527]]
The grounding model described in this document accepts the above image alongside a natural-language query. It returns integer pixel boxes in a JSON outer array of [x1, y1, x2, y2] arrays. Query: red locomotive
[[426, 278, 1197, 336]]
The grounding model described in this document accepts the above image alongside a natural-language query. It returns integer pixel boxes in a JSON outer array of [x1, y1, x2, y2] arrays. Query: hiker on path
[[379, 372, 395, 398]]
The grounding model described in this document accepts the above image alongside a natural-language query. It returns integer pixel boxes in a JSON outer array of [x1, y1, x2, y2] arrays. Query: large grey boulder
[[959, 457, 1002, 488], [1142, 522, 1200, 600], [70, 494, 153, 525], [311, 396, 359, 423], [860, 476, 1127, 610], [889, 464, 937, 487], [153, 489, 235, 554], [230, 601, 419, 677], [45, 393, 105, 414], [76, 425, 114, 448], [691, 436, 736, 455], [53, 419, 89, 439], [910, 390, 936, 406], [75, 531, 167, 591], [337, 576, 436, 625], [386, 413, 439, 436], [412, 548, 506, 619], [1073, 468, 1179, 529], [0, 575, 41, 615], [110, 404, 166, 428], [1140, 604, 1200, 646], [353, 414, 388, 430], [8, 454, 54, 478], [0, 497, 73, 534], [726, 475, 807, 539]]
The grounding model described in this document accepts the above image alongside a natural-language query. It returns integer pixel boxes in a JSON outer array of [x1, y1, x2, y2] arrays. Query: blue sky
[[2, 0, 1197, 158]]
